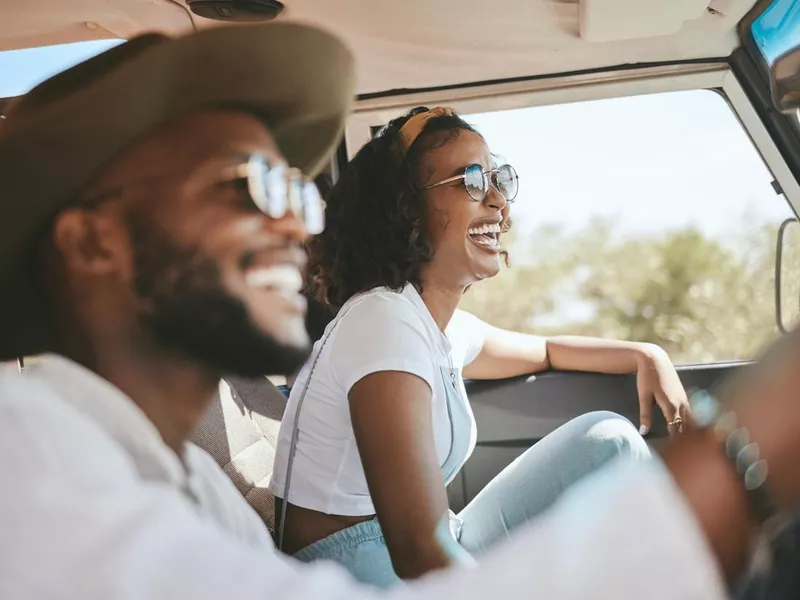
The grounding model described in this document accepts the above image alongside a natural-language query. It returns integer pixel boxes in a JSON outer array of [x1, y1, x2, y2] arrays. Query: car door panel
[[446, 362, 747, 512]]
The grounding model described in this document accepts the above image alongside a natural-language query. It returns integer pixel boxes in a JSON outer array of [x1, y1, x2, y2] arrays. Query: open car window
[[0, 39, 122, 98], [458, 89, 797, 364]]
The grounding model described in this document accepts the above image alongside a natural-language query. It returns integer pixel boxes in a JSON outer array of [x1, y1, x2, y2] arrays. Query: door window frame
[[344, 63, 800, 218], [343, 62, 800, 366]]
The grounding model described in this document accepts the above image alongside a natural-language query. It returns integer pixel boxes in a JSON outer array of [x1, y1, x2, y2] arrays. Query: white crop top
[[269, 284, 486, 516]]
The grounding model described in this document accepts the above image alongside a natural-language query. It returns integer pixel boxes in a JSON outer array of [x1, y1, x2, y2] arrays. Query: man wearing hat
[[0, 19, 361, 589], [2, 19, 800, 600]]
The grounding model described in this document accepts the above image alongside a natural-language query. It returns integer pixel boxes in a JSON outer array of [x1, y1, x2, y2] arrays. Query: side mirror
[[775, 217, 800, 334], [771, 48, 800, 115]]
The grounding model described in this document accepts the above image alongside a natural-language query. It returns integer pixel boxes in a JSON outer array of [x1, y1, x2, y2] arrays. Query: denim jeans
[[293, 410, 651, 587]]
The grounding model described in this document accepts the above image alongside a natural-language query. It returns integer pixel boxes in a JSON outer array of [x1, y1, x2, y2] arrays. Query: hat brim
[[0, 23, 355, 360]]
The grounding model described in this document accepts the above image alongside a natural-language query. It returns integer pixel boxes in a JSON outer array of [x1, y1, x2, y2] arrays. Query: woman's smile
[[466, 218, 503, 253]]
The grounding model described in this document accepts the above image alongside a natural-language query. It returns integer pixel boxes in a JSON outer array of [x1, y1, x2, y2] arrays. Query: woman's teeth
[[467, 223, 502, 236], [468, 223, 502, 249]]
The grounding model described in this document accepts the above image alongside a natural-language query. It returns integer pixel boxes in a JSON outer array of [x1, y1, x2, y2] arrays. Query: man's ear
[[51, 208, 125, 276]]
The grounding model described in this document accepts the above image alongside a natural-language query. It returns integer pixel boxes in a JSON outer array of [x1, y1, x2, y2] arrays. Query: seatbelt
[[276, 304, 350, 551]]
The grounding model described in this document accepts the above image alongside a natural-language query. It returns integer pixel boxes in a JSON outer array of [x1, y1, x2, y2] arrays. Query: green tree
[[460, 218, 796, 364], [460, 226, 577, 331]]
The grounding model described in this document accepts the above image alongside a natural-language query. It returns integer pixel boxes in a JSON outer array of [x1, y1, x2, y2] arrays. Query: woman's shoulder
[[339, 285, 422, 323], [328, 285, 436, 348], [322, 286, 440, 391]]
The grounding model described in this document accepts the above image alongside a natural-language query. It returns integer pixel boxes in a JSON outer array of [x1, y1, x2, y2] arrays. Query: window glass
[[0, 39, 123, 98], [2, 40, 122, 367], [458, 90, 797, 363]]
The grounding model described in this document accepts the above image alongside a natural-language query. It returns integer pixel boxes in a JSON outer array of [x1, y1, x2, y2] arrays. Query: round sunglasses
[[81, 153, 326, 235], [219, 154, 325, 235], [423, 163, 519, 203]]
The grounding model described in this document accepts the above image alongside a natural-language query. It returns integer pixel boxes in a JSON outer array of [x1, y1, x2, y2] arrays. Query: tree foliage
[[460, 218, 800, 364]]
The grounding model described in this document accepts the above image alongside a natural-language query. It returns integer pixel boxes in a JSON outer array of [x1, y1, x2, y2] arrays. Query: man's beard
[[127, 213, 310, 378]]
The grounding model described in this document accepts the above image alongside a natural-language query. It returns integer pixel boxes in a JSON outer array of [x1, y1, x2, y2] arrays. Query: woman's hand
[[635, 345, 689, 436], [460, 321, 691, 435]]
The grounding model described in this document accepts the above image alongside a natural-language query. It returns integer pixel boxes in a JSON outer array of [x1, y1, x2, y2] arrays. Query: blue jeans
[[293, 410, 651, 587]]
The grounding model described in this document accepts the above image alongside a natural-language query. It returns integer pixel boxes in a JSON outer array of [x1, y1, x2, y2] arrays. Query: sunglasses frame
[[80, 153, 326, 235], [423, 163, 519, 203], [220, 154, 326, 235]]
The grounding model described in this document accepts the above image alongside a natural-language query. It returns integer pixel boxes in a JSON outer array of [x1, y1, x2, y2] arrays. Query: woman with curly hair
[[270, 107, 688, 586]]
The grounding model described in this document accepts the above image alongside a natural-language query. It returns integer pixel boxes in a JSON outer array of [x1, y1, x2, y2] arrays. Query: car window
[[457, 90, 797, 364], [0, 39, 122, 98]]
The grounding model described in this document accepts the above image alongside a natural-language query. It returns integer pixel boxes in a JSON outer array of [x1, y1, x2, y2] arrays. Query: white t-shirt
[[269, 284, 487, 516]]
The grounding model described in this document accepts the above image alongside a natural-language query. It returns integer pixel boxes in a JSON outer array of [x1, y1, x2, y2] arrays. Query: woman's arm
[[462, 316, 688, 434], [462, 320, 659, 381], [349, 370, 453, 580]]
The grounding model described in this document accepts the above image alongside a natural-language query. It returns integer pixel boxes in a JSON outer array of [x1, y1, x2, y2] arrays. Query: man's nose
[[261, 211, 309, 244]]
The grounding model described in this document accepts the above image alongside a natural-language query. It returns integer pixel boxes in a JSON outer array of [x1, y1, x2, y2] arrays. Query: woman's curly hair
[[307, 107, 480, 310]]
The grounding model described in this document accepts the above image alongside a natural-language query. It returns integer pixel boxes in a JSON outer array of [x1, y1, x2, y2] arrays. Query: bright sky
[[466, 91, 796, 247], [0, 40, 123, 96], [1, 40, 796, 254]]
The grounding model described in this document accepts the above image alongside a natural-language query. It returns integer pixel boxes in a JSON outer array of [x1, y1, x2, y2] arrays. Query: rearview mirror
[[775, 217, 800, 333]]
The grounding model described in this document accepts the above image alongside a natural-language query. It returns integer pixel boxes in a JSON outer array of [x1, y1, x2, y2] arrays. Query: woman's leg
[[457, 410, 650, 554]]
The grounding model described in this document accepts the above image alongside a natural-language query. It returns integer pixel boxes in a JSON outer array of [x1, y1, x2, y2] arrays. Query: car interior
[[3, 0, 800, 525]]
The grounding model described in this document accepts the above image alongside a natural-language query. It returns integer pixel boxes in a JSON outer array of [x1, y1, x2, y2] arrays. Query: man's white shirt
[[0, 355, 727, 600]]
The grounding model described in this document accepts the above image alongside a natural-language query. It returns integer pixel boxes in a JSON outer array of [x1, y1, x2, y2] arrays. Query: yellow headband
[[397, 107, 456, 152]]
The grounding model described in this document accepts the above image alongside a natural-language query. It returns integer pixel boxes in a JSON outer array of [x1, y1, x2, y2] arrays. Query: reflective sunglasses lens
[[245, 155, 324, 233], [246, 155, 287, 218], [264, 164, 289, 218], [496, 164, 519, 202], [463, 164, 487, 201], [245, 155, 269, 212], [302, 183, 325, 235], [287, 171, 303, 217]]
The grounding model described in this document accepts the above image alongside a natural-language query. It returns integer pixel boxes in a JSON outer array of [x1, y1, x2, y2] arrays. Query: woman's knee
[[565, 410, 651, 461]]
